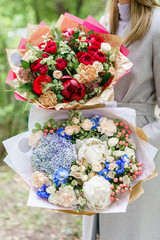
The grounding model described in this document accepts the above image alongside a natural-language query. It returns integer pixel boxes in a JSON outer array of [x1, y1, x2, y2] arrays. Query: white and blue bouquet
[[3, 107, 157, 214]]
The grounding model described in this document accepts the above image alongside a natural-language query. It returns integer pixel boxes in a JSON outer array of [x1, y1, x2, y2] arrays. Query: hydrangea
[[32, 133, 77, 175]]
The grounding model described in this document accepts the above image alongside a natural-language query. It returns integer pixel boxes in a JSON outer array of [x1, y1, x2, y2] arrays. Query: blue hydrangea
[[32, 133, 77, 175], [53, 168, 69, 187], [98, 169, 110, 181], [36, 184, 50, 199]]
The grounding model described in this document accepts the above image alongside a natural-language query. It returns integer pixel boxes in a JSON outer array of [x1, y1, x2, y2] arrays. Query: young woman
[[82, 0, 160, 239]]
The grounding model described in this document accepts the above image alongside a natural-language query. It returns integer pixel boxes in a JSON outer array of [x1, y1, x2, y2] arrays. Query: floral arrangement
[[28, 110, 143, 211], [6, 14, 132, 110]]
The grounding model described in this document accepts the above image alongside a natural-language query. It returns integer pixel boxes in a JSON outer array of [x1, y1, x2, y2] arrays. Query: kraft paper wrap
[[12, 127, 158, 216], [6, 17, 133, 111]]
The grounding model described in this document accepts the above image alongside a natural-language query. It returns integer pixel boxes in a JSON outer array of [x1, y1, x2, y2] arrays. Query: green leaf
[[73, 31, 80, 39], [20, 60, 30, 69], [49, 119, 55, 125], [35, 123, 41, 129], [88, 29, 94, 35], [57, 94, 64, 102], [100, 72, 112, 86]]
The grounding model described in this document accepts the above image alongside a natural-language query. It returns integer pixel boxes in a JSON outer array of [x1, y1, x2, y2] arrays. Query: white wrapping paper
[[3, 106, 158, 214]]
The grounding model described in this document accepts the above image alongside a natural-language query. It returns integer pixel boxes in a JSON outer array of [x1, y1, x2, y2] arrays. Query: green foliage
[[100, 72, 112, 86], [20, 60, 30, 69]]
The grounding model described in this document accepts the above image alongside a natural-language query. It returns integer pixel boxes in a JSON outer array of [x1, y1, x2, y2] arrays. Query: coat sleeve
[[142, 21, 160, 150]]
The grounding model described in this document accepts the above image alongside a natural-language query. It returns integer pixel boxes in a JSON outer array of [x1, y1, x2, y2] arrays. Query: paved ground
[[0, 165, 82, 240]]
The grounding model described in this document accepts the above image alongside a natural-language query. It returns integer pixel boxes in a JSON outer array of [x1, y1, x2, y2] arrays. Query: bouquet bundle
[[4, 13, 158, 216], [6, 13, 132, 110], [3, 107, 157, 215]]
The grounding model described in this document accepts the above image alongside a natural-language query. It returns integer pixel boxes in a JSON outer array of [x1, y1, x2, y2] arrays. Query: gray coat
[[82, 7, 160, 240]]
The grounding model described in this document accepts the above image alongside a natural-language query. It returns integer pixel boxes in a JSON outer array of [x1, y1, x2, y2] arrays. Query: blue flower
[[121, 154, 130, 164], [115, 159, 125, 174], [36, 184, 50, 199], [89, 116, 100, 130], [53, 168, 69, 187], [104, 162, 110, 170], [98, 169, 110, 181], [56, 128, 72, 140]]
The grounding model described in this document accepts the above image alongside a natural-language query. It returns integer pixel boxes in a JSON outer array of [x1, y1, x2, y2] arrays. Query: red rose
[[30, 59, 42, 73], [89, 39, 101, 49], [61, 78, 86, 101], [89, 34, 105, 43], [88, 45, 99, 55], [79, 53, 94, 65], [44, 41, 57, 54], [38, 43, 45, 49], [94, 51, 106, 63], [56, 58, 68, 70], [39, 65, 48, 75], [33, 75, 52, 95], [76, 51, 86, 59], [42, 53, 49, 58]]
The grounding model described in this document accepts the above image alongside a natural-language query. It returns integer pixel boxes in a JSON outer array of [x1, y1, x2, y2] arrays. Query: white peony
[[28, 131, 43, 147], [83, 176, 111, 210], [124, 147, 136, 159], [100, 42, 111, 53], [97, 118, 117, 136], [77, 138, 109, 165], [108, 137, 119, 147]]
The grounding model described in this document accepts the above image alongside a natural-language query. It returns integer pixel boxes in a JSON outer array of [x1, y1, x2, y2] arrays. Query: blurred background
[[0, 0, 160, 239], [0, 0, 106, 239]]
